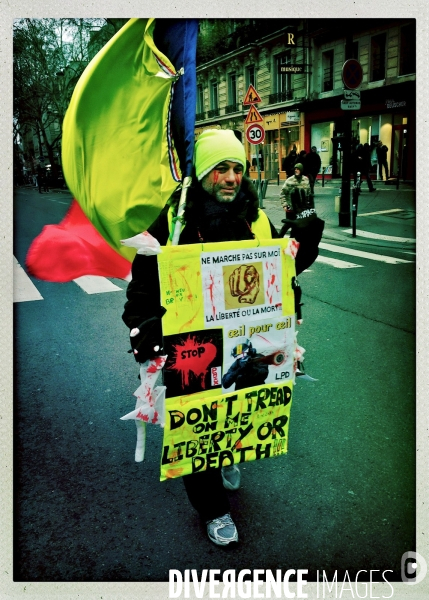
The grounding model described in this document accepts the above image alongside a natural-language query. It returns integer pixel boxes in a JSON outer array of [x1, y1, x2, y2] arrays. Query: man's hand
[[128, 307, 166, 363], [229, 265, 260, 304]]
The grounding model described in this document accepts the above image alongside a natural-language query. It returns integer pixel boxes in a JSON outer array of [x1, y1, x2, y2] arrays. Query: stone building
[[195, 19, 416, 183]]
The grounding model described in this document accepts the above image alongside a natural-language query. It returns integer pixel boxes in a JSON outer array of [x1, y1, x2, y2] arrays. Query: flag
[[26, 17, 198, 281], [26, 199, 132, 282]]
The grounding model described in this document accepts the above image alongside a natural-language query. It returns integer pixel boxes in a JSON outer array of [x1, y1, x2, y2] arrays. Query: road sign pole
[[339, 120, 351, 227], [255, 145, 264, 208], [339, 30, 355, 228]]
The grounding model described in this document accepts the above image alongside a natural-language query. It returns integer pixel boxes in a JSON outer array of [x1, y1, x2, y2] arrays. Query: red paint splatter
[[147, 356, 165, 373], [136, 410, 150, 422], [208, 273, 216, 317], [151, 411, 159, 424], [170, 335, 217, 388], [213, 171, 219, 184]]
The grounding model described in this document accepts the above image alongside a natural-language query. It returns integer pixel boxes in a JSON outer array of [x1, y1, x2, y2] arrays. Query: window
[[208, 79, 219, 117], [371, 33, 386, 81], [399, 23, 416, 75], [196, 84, 204, 119], [245, 65, 256, 89], [226, 72, 238, 113], [322, 50, 334, 92], [270, 53, 292, 103]]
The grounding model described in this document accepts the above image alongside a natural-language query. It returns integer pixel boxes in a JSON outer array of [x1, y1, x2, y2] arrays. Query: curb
[[321, 228, 416, 251]]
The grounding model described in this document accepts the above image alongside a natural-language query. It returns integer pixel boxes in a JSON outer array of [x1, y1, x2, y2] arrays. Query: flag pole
[[170, 175, 192, 245]]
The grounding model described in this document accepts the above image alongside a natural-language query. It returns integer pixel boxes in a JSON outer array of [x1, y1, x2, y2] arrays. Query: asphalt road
[[13, 184, 416, 583]]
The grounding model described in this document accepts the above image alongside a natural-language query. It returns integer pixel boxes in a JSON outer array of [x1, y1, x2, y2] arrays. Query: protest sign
[[157, 238, 298, 480]]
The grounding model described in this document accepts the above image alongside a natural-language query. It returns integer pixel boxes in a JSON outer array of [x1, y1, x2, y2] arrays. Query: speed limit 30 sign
[[246, 123, 265, 145]]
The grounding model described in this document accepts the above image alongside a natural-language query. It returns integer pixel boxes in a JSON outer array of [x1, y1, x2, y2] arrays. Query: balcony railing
[[207, 108, 220, 118], [196, 112, 206, 121], [225, 103, 240, 114], [268, 90, 293, 104]]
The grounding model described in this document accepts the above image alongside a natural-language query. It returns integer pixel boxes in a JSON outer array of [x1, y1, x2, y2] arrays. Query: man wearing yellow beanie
[[123, 129, 278, 546]]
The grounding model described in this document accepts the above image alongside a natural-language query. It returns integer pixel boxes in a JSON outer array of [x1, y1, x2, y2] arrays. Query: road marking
[[13, 257, 43, 302], [316, 255, 362, 269], [73, 275, 123, 294], [319, 242, 413, 264], [341, 229, 416, 243], [358, 208, 404, 216]]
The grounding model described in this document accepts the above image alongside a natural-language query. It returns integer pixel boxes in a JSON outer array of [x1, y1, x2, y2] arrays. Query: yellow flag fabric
[[62, 18, 180, 262], [156, 238, 297, 480]]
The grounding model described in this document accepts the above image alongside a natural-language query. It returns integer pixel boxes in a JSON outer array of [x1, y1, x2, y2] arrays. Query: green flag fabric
[[62, 18, 181, 262]]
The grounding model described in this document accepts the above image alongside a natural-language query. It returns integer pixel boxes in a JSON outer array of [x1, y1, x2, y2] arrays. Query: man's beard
[[214, 187, 239, 203], [201, 179, 239, 203]]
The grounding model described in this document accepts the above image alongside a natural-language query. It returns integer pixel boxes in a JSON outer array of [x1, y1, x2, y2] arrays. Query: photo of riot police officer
[[222, 339, 269, 391]]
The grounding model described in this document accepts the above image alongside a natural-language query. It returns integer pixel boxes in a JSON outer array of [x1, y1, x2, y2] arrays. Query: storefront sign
[[278, 64, 304, 74], [386, 99, 407, 109], [285, 111, 300, 124], [341, 99, 361, 111]]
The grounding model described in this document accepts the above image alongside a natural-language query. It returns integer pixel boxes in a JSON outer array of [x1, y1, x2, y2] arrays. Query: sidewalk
[[261, 179, 416, 251]]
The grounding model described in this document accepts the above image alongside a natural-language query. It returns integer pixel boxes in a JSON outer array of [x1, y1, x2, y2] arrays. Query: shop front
[[303, 80, 415, 182], [245, 110, 304, 182]]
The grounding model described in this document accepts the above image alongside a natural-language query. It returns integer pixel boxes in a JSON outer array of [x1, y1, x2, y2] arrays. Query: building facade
[[195, 19, 416, 182]]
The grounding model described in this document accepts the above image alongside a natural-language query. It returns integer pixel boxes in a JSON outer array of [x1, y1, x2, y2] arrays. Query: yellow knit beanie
[[194, 129, 246, 180]]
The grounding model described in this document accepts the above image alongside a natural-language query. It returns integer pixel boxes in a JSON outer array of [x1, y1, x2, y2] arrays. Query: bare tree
[[13, 18, 126, 181]]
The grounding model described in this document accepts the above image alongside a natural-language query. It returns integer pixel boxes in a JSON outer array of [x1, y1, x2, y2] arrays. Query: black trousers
[[182, 468, 230, 522], [378, 161, 389, 180]]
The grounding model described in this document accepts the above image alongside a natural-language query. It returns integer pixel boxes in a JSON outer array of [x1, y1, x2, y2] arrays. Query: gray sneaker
[[206, 513, 238, 546], [221, 465, 241, 490]]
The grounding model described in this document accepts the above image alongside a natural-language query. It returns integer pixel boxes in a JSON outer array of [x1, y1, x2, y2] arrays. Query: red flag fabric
[[26, 200, 132, 282]]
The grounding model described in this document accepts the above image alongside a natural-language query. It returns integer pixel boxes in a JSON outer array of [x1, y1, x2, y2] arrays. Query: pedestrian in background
[[352, 144, 375, 192], [297, 150, 307, 170], [283, 149, 297, 177], [305, 146, 322, 195], [37, 164, 45, 194], [376, 140, 389, 182], [280, 162, 313, 222], [279, 162, 325, 275]]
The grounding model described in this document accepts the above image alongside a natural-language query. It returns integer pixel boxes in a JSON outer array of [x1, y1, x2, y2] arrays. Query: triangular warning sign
[[243, 84, 262, 105], [245, 105, 263, 124]]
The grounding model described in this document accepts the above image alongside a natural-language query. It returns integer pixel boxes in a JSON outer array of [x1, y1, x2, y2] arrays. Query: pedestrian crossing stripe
[[341, 229, 415, 244], [316, 256, 362, 269], [319, 242, 413, 265], [13, 256, 126, 303], [13, 257, 43, 302], [73, 275, 122, 294]]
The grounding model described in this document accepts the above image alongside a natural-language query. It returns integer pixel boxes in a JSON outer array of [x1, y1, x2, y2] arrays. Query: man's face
[[294, 168, 302, 176], [201, 160, 243, 203]]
